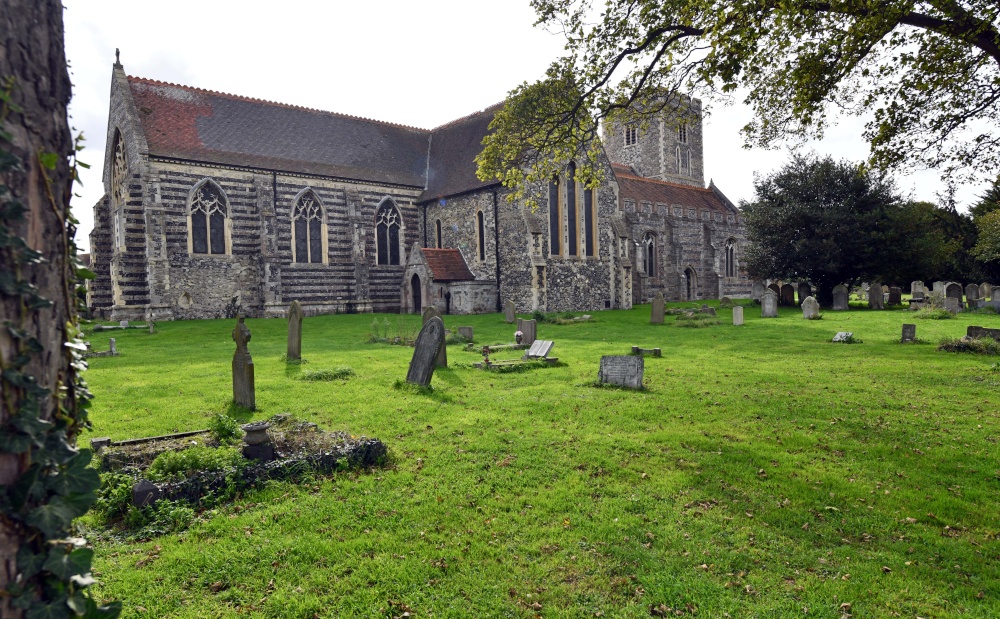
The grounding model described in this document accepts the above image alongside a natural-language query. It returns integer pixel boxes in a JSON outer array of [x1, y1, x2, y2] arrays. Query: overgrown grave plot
[[82, 307, 1000, 618]]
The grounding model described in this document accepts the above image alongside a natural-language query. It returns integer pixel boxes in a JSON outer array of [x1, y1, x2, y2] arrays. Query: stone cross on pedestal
[[287, 300, 303, 362], [232, 316, 255, 410]]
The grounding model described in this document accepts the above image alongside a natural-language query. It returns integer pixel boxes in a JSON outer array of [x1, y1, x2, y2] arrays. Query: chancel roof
[[420, 104, 503, 202], [614, 171, 737, 215], [128, 77, 431, 187], [421, 249, 475, 282]]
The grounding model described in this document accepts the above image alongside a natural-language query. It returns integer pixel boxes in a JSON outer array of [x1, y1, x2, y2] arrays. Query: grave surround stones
[[504, 300, 516, 323], [630, 346, 662, 357], [832, 284, 849, 311], [801, 296, 820, 319], [598, 356, 644, 389], [761, 289, 778, 318], [650, 292, 665, 324], [517, 318, 537, 346], [287, 300, 303, 362], [407, 316, 445, 386], [699, 305, 717, 317], [888, 287, 902, 306], [732, 306, 744, 325], [232, 316, 255, 410], [901, 324, 916, 343]]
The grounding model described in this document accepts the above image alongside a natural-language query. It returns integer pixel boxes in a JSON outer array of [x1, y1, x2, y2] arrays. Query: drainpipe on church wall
[[493, 189, 501, 313]]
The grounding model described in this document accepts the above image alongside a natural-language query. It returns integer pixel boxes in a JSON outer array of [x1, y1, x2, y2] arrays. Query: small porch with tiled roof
[[401, 244, 496, 315]]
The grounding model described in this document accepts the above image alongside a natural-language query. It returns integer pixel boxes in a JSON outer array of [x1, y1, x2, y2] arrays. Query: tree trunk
[[0, 2, 75, 616]]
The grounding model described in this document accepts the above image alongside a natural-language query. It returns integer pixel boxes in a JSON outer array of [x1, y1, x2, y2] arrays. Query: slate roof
[[422, 248, 475, 282], [420, 104, 503, 202], [128, 77, 431, 187], [614, 171, 736, 214]]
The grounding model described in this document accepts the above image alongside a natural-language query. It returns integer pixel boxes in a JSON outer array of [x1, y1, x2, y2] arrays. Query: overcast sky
[[64, 0, 983, 253]]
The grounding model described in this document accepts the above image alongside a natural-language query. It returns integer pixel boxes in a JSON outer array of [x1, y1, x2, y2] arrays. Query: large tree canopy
[[477, 0, 1000, 199]]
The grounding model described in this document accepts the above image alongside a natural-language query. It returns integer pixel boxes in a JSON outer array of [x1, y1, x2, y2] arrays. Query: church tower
[[602, 95, 704, 187]]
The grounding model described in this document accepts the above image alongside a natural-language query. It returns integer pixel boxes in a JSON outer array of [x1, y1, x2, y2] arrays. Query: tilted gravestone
[[801, 296, 820, 319], [504, 300, 516, 323], [650, 292, 665, 324], [761, 289, 778, 318], [887, 287, 902, 306], [732, 305, 744, 326], [287, 300, 303, 362], [901, 323, 916, 343], [423, 306, 442, 325], [797, 283, 812, 305], [832, 332, 853, 342], [598, 355, 644, 389], [780, 284, 795, 307], [751, 281, 765, 302], [517, 317, 537, 346], [832, 284, 849, 310], [406, 316, 445, 386], [868, 283, 884, 310], [231, 316, 255, 410], [457, 326, 474, 342]]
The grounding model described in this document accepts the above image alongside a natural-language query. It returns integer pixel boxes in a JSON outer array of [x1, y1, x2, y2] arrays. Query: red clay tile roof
[[614, 171, 735, 214], [610, 163, 636, 176], [128, 76, 431, 186], [422, 248, 475, 282]]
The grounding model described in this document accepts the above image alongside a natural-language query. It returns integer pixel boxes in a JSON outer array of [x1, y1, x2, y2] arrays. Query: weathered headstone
[[965, 283, 980, 304], [504, 300, 516, 323], [406, 316, 445, 386], [719, 296, 733, 307], [148, 320, 154, 334], [797, 283, 812, 304], [650, 292, 665, 324], [944, 297, 961, 314], [108, 338, 117, 355], [516, 318, 537, 346], [832, 284, 849, 310], [733, 305, 744, 326], [132, 479, 160, 508], [232, 316, 255, 410], [698, 305, 717, 316], [867, 283, 884, 310], [932, 281, 946, 295], [780, 284, 795, 307], [761, 289, 778, 318], [751, 281, 765, 302], [598, 355, 644, 389], [888, 287, 902, 306], [901, 323, 916, 343], [422, 306, 442, 325], [981, 282, 992, 301], [287, 300, 303, 361], [881, 284, 889, 294], [832, 332, 853, 342], [457, 326, 474, 342], [801, 296, 820, 319], [119, 320, 129, 328], [944, 282, 962, 304], [911, 280, 925, 296]]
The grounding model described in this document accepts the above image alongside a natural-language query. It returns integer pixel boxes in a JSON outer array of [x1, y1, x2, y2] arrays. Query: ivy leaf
[[17, 544, 47, 580], [10, 463, 42, 510], [38, 152, 59, 170], [46, 450, 99, 496], [0, 429, 33, 454], [42, 547, 93, 580], [26, 499, 77, 538], [59, 491, 97, 519], [82, 598, 122, 619], [26, 597, 72, 619], [66, 592, 87, 615]]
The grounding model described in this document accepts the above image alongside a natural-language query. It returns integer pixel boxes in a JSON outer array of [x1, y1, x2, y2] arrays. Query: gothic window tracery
[[643, 232, 656, 277], [548, 175, 561, 256], [292, 191, 325, 263], [725, 238, 737, 278], [375, 200, 401, 265], [190, 180, 229, 255]]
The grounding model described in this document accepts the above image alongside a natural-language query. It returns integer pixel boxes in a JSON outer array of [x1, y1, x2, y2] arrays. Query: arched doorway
[[685, 267, 696, 300], [411, 274, 422, 313]]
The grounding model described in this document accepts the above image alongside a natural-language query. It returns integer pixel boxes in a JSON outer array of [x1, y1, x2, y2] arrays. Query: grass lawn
[[81, 302, 1000, 618]]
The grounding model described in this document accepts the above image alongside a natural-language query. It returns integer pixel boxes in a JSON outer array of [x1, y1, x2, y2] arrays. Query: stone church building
[[88, 59, 750, 320]]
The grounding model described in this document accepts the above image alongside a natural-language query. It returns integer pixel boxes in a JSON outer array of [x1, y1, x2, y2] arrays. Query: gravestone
[[832, 332, 853, 342], [881, 284, 889, 294], [780, 284, 795, 306], [457, 326, 474, 342], [422, 306, 442, 325], [286, 300, 303, 362], [911, 280, 925, 296], [406, 316, 445, 386], [732, 306, 744, 326], [767, 283, 780, 297], [517, 318, 537, 346], [932, 281, 946, 295], [801, 296, 819, 319], [119, 320, 129, 328], [901, 323, 916, 343], [967, 325, 1000, 342], [504, 300, 516, 323], [944, 297, 961, 314], [108, 338, 117, 355], [598, 355, 644, 389], [719, 296, 733, 308], [148, 320, 154, 334], [650, 292, 665, 324], [751, 281, 765, 302], [698, 305, 717, 316], [944, 282, 963, 306], [761, 289, 778, 318], [832, 284, 849, 310], [981, 282, 992, 301], [888, 287, 902, 306], [524, 340, 554, 359], [965, 283, 980, 304], [797, 283, 812, 304], [132, 479, 160, 508], [867, 283, 884, 310], [232, 316, 255, 410]]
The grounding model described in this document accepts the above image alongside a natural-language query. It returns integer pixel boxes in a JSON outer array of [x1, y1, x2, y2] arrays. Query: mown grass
[[80, 302, 1000, 618]]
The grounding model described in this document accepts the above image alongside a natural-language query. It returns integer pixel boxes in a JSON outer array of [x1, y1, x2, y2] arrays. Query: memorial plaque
[[407, 316, 445, 386], [598, 355, 644, 390]]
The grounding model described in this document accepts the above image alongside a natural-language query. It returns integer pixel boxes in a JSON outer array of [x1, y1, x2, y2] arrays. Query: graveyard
[[81, 301, 1000, 618]]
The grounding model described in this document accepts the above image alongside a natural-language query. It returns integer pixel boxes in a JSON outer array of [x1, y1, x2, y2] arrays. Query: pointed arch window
[[677, 146, 691, 175], [643, 232, 656, 277], [189, 179, 230, 255], [110, 130, 128, 250], [725, 238, 737, 278], [292, 190, 325, 263], [567, 162, 579, 256], [375, 200, 402, 265], [435, 219, 443, 249], [548, 175, 561, 256], [583, 187, 596, 257], [476, 210, 486, 262]]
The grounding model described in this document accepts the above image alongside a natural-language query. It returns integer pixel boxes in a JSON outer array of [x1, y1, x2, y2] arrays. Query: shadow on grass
[[226, 402, 255, 423], [392, 378, 455, 403]]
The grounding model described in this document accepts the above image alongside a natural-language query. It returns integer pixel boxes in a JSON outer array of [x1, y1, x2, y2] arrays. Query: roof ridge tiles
[[126, 75, 431, 133]]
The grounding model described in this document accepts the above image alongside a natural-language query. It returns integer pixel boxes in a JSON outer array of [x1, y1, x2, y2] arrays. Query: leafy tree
[[741, 154, 903, 304], [477, 0, 1000, 196], [0, 1, 119, 617], [972, 210, 1000, 269], [969, 176, 1000, 220]]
